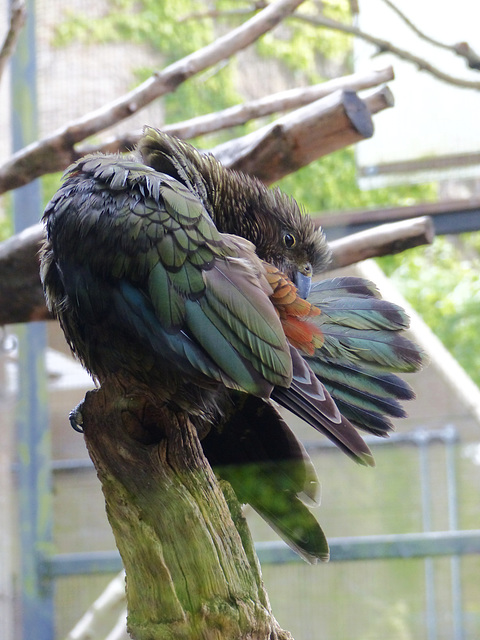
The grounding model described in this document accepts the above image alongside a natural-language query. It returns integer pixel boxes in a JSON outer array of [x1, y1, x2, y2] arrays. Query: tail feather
[[333, 403, 395, 436], [272, 348, 375, 467], [313, 296, 410, 331], [305, 358, 412, 434], [322, 379, 407, 420], [306, 358, 416, 401], [320, 326, 424, 373], [309, 276, 382, 299], [249, 490, 329, 563], [201, 394, 329, 563], [304, 276, 426, 437]]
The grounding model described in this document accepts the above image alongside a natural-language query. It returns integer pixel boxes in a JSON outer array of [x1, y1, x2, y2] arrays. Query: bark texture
[[80, 379, 293, 640]]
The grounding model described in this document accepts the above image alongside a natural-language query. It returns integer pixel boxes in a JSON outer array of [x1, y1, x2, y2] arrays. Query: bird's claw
[[69, 403, 84, 433]]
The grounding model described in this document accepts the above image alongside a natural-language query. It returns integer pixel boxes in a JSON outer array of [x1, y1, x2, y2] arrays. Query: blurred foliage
[[41, 172, 65, 209], [53, 0, 243, 127], [256, 1, 352, 81], [380, 236, 480, 386], [0, 194, 14, 242], [275, 147, 436, 212], [50, 0, 434, 210]]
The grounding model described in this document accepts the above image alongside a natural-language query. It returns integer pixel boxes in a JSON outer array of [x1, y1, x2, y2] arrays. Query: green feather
[[310, 277, 382, 300], [148, 263, 185, 331], [306, 358, 415, 401], [168, 260, 205, 296], [315, 297, 410, 331], [184, 300, 273, 396], [160, 183, 205, 224], [158, 233, 186, 270], [320, 326, 424, 373], [188, 245, 215, 267], [199, 296, 290, 386], [173, 227, 191, 251]]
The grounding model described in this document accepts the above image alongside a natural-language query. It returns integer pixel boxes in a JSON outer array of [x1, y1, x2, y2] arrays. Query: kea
[[41, 127, 425, 562]]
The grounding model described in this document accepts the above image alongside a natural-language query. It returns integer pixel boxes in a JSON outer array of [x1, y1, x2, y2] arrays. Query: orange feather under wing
[[264, 264, 324, 355]]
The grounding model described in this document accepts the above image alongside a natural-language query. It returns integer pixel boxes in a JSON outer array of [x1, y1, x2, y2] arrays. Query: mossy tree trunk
[[79, 378, 293, 640]]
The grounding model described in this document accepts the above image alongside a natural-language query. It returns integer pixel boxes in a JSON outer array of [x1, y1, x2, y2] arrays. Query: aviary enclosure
[[1, 1, 480, 639]]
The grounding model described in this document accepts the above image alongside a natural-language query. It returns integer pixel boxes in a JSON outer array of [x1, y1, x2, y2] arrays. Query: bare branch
[[327, 216, 435, 269], [363, 84, 394, 114], [294, 11, 480, 91], [380, 0, 480, 70], [0, 0, 26, 85], [77, 66, 394, 156], [0, 0, 306, 195], [379, 0, 455, 53]]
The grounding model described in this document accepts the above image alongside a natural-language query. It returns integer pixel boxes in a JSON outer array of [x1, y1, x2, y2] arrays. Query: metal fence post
[[445, 425, 464, 640], [417, 429, 438, 640], [9, 0, 55, 638]]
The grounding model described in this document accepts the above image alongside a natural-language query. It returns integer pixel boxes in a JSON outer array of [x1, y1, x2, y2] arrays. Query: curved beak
[[294, 269, 312, 299]]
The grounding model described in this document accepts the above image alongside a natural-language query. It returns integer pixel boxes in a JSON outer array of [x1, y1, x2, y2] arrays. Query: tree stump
[[79, 378, 293, 640]]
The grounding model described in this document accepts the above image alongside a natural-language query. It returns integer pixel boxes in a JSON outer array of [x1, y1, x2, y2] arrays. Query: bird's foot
[[69, 402, 84, 433]]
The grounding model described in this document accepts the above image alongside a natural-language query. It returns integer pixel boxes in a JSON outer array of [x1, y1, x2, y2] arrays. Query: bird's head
[[138, 127, 331, 297], [246, 186, 331, 298]]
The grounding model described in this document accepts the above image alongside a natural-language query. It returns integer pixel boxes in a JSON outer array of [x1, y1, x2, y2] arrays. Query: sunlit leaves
[[380, 237, 480, 386]]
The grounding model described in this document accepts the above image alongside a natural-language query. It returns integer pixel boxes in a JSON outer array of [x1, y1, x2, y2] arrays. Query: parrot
[[40, 127, 425, 563]]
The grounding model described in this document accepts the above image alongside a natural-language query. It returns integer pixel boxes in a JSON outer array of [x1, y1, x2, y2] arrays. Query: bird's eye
[[283, 233, 296, 249]]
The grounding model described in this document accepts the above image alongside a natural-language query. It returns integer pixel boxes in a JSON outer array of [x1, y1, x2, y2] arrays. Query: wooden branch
[[79, 380, 293, 640], [327, 216, 435, 269], [363, 84, 394, 114], [0, 0, 306, 195], [0, 223, 50, 324], [294, 11, 480, 91], [211, 88, 389, 183], [77, 66, 394, 156], [453, 42, 480, 71], [0, 0, 26, 85], [0, 216, 434, 326]]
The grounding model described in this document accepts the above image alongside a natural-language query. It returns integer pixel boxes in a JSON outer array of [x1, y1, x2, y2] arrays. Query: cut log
[[212, 89, 379, 183], [328, 216, 435, 268]]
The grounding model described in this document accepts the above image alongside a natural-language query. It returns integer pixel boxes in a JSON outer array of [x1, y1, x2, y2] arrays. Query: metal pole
[[9, 0, 54, 638], [444, 425, 464, 640], [417, 430, 437, 640]]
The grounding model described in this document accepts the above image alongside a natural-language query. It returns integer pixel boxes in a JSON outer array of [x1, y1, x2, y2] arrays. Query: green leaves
[[381, 236, 480, 386], [275, 148, 436, 213]]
